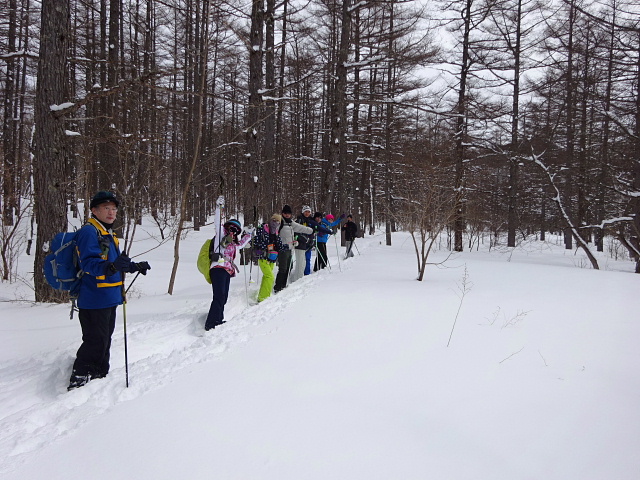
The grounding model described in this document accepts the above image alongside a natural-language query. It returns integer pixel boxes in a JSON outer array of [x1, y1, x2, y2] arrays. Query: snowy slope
[[0, 225, 638, 480]]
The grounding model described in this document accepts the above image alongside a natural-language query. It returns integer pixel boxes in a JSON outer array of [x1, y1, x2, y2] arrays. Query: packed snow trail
[[0, 233, 373, 475]]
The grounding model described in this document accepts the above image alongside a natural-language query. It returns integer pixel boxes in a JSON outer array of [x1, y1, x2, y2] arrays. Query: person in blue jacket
[[291, 206, 332, 282], [313, 212, 342, 271], [68, 191, 151, 391]]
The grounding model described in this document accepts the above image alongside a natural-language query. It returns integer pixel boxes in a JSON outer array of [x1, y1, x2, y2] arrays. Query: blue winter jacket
[[76, 217, 124, 309], [316, 217, 341, 243]]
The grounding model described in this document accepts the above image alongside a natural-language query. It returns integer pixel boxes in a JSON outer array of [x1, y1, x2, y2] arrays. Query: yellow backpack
[[197, 239, 214, 283]]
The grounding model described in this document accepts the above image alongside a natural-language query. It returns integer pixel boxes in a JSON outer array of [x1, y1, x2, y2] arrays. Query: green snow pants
[[258, 259, 276, 302]]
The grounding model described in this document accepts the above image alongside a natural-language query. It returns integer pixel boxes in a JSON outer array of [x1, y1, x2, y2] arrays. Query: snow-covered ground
[[0, 222, 638, 480]]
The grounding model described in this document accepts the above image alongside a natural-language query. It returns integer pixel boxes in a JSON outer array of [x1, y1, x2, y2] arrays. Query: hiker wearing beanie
[[274, 204, 313, 293], [253, 214, 288, 302], [68, 191, 151, 390], [291, 206, 332, 283], [313, 212, 342, 271]]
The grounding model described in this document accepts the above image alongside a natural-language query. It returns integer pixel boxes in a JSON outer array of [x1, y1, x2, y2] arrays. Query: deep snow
[[0, 222, 638, 480]]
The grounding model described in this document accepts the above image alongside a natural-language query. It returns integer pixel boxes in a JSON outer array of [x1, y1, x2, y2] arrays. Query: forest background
[[1, 0, 639, 301]]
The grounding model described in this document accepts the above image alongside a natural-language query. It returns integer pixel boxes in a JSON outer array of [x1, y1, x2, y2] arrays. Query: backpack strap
[[67, 221, 114, 320], [68, 222, 97, 320], [208, 236, 220, 263], [87, 218, 120, 252]]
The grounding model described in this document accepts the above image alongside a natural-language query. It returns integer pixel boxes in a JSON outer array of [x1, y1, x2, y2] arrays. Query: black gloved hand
[[106, 253, 137, 275], [134, 261, 151, 275], [340, 213, 346, 219], [113, 253, 135, 271]]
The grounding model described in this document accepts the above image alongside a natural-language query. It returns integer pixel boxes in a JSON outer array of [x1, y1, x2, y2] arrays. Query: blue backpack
[[43, 231, 84, 296], [44, 224, 107, 318]]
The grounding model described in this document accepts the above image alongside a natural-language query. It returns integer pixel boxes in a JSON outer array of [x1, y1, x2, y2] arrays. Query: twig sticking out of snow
[[447, 265, 472, 347], [499, 347, 525, 364]]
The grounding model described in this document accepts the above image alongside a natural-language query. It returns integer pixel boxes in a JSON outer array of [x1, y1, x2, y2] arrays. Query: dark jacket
[[253, 223, 288, 257], [295, 215, 332, 250], [342, 220, 358, 241], [76, 218, 124, 309]]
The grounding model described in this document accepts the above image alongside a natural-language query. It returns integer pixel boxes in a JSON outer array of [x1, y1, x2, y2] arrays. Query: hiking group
[[198, 199, 360, 332], [45, 191, 359, 391]]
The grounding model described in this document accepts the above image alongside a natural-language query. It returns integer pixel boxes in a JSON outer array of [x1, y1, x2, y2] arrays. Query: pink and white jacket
[[211, 230, 251, 277]]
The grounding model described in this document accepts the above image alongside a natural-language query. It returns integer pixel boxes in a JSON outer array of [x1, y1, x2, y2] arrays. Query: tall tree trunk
[[632, 36, 640, 273], [275, 0, 288, 172], [33, 0, 71, 302], [507, 0, 522, 248], [595, 5, 616, 253], [2, 0, 18, 226], [263, 0, 276, 211], [563, 0, 576, 250], [168, 0, 211, 294], [384, 1, 395, 247], [16, 0, 32, 212], [350, 8, 361, 219], [98, 0, 122, 191], [577, 23, 592, 244], [322, 0, 351, 211], [454, 0, 472, 252], [244, 0, 264, 223]]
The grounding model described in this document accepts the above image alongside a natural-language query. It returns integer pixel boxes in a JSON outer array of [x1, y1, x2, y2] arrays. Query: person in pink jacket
[[199, 218, 251, 331], [198, 196, 252, 332]]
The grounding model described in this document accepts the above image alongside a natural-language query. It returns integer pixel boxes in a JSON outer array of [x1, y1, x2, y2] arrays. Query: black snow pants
[[274, 249, 293, 292], [314, 242, 328, 271], [71, 306, 117, 378]]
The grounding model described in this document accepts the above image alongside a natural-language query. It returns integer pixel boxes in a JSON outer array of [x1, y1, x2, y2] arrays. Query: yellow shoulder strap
[[87, 217, 120, 249]]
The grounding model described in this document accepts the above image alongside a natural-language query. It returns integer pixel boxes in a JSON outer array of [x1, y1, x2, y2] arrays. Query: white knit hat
[[302, 205, 311, 213]]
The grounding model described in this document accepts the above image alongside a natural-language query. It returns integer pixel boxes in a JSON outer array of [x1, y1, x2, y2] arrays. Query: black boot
[[68, 372, 91, 391], [205, 320, 226, 331]]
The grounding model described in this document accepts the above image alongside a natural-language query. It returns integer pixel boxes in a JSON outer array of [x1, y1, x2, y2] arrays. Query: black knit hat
[[90, 191, 120, 209], [313, 211, 322, 219], [282, 204, 293, 214]]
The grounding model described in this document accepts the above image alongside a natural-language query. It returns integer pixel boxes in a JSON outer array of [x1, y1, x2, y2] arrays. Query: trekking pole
[[317, 242, 331, 272], [122, 300, 130, 388], [120, 280, 130, 388], [286, 250, 295, 287], [353, 239, 360, 255], [333, 234, 342, 272], [312, 237, 328, 271], [242, 253, 249, 304], [125, 271, 141, 295]]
